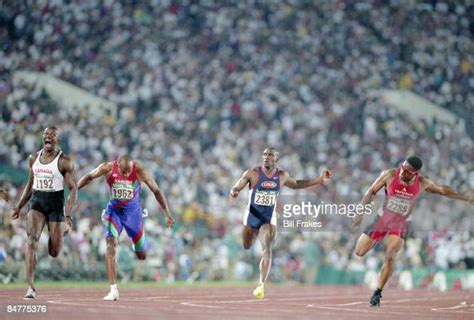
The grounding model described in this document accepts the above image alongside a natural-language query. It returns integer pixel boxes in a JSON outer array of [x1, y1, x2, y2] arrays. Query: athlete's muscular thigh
[[354, 233, 377, 257], [47, 221, 64, 256], [258, 223, 276, 247], [242, 226, 259, 250], [385, 235, 404, 256], [26, 210, 46, 240]]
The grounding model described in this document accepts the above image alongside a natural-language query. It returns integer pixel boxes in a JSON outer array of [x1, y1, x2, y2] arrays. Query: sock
[[375, 288, 382, 294], [111, 284, 118, 292]]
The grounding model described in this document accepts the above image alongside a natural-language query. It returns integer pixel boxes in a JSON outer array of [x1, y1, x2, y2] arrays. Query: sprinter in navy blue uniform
[[230, 147, 331, 299]]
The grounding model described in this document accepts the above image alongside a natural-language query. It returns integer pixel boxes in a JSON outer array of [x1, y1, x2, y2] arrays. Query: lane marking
[[432, 301, 471, 312], [334, 302, 364, 306]]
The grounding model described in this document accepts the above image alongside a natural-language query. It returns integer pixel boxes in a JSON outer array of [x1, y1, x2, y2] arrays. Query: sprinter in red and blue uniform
[[78, 155, 174, 301]]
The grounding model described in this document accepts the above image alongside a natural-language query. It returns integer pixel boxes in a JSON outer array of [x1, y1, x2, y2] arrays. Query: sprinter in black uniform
[[10, 126, 77, 299]]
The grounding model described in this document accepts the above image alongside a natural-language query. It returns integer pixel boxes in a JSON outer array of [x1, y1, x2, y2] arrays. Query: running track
[[1, 286, 472, 319]]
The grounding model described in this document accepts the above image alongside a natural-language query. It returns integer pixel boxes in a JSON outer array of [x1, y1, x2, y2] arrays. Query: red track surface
[[1, 286, 472, 320]]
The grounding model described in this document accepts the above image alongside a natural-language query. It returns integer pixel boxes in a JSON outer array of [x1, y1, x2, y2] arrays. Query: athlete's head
[[42, 126, 59, 152], [262, 147, 279, 170], [400, 156, 423, 183], [118, 155, 133, 177]]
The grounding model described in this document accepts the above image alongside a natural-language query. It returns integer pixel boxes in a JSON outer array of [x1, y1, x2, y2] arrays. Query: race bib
[[34, 175, 54, 191], [254, 190, 277, 206], [111, 183, 134, 200], [386, 197, 410, 216]]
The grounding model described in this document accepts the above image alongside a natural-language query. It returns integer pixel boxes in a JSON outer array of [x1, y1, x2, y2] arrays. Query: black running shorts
[[29, 190, 65, 222]]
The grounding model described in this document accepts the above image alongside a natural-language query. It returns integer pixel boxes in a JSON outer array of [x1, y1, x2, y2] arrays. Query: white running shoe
[[24, 288, 36, 300], [103, 290, 119, 301]]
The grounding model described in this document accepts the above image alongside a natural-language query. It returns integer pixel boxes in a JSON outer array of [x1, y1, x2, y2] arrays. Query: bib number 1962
[[112, 188, 133, 200]]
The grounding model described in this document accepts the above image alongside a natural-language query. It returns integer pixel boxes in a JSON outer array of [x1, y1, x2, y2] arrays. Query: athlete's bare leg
[[354, 233, 377, 257], [378, 235, 404, 290], [242, 225, 259, 249], [105, 237, 118, 285], [258, 223, 276, 285], [26, 210, 46, 290], [368, 235, 404, 306], [46, 221, 64, 257]]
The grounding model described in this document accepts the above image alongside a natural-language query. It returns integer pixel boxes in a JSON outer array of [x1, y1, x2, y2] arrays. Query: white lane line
[[48, 293, 474, 317], [335, 302, 365, 306], [47, 299, 135, 310], [306, 301, 364, 307], [129, 296, 170, 300], [382, 296, 469, 304], [432, 301, 470, 312], [316, 305, 437, 317], [316, 306, 407, 315], [180, 297, 432, 317], [181, 302, 224, 309]]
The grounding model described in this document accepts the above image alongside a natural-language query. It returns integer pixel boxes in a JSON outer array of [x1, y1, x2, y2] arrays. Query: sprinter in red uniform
[[351, 156, 473, 307]]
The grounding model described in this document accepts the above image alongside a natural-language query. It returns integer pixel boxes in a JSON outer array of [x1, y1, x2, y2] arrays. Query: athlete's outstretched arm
[[283, 169, 332, 189], [77, 162, 112, 190], [11, 155, 35, 219], [61, 156, 78, 230], [422, 177, 474, 204], [351, 170, 392, 232], [136, 163, 174, 228], [229, 169, 254, 199]]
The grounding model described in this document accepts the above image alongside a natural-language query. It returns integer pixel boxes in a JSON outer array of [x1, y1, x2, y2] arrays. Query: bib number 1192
[[34, 178, 54, 190]]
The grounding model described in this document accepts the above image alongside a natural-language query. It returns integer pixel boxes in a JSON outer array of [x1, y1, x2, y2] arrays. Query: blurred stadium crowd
[[0, 1, 473, 284]]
